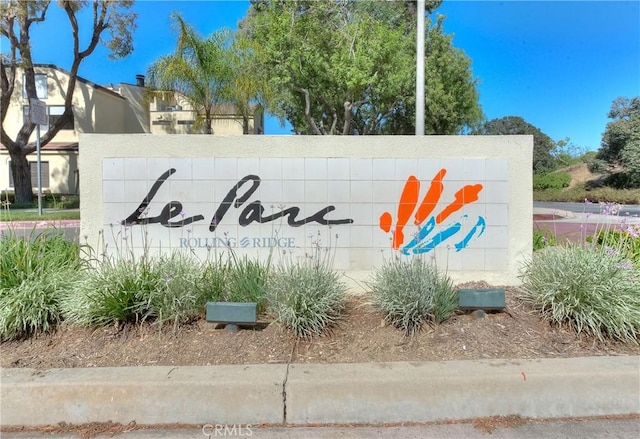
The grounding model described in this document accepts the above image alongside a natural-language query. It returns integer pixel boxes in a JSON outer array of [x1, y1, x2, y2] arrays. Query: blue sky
[[7, 0, 640, 150]]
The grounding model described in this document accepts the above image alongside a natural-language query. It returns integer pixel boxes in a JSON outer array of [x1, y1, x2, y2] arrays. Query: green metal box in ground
[[206, 302, 257, 324], [457, 289, 505, 311]]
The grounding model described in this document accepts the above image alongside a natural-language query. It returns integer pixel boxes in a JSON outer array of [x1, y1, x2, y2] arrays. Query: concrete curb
[[1, 364, 286, 426], [2, 356, 639, 427], [532, 207, 575, 219]]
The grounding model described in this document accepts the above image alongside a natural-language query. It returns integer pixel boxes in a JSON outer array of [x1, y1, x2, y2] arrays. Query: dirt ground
[[563, 163, 600, 188], [2, 282, 638, 369]]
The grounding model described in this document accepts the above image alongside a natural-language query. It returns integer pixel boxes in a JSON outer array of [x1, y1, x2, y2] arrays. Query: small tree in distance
[[474, 116, 556, 172], [593, 96, 640, 188]]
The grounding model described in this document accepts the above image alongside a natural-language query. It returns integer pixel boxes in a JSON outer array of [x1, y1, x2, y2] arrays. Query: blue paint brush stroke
[[410, 222, 462, 254], [401, 217, 436, 255], [454, 216, 486, 252]]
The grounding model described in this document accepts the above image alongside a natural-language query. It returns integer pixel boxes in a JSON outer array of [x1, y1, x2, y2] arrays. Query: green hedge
[[533, 172, 572, 191]]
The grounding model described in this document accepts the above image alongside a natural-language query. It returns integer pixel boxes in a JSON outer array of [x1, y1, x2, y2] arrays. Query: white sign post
[[29, 98, 47, 215]]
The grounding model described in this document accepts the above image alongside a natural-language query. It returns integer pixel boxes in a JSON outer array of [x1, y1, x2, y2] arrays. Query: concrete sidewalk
[[2, 356, 639, 428], [2, 417, 640, 439]]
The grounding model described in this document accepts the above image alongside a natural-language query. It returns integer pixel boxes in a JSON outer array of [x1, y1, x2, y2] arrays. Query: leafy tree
[[240, 0, 481, 135], [229, 33, 275, 134], [1, 0, 137, 204], [474, 116, 556, 172], [595, 96, 640, 187], [146, 13, 236, 135]]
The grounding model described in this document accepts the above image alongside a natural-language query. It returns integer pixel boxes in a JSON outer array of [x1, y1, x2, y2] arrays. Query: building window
[[22, 73, 48, 99], [23, 105, 74, 131], [48, 106, 74, 130], [8, 161, 50, 188]]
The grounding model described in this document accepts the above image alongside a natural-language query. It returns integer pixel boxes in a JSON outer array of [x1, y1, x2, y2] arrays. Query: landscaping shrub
[[533, 229, 557, 251], [533, 184, 640, 204], [0, 192, 79, 209], [200, 258, 229, 303], [223, 254, 269, 313], [588, 227, 640, 269], [63, 257, 161, 325], [0, 230, 84, 290], [265, 262, 346, 338], [0, 271, 82, 341], [532, 172, 571, 191], [369, 257, 457, 336], [519, 243, 640, 343], [145, 253, 213, 327], [0, 229, 85, 340], [64, 251, 218, 328], [603, 172, 640, 190]]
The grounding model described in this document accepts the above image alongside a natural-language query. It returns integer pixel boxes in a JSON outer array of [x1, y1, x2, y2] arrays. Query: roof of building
[[33, 64, 125, 100]]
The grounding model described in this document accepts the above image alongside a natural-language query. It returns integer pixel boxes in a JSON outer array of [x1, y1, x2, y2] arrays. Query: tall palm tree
[[146, 13, 234, 134]]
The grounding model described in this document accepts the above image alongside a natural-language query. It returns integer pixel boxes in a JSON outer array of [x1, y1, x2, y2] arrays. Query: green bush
[[533, 184, 640, 204], [369, 257, 457, 336], [603, 172, 640, 190], [0, 230, 84, 290], [64, 251, 217, 328], [223, 254, 269, 313], [63, 257, 159, 325], [587, 158, 608, 174], [533, 172, 572, 191], [588, 227, 640, 269], [265, 262, 346, 338], [0, 230, 85, 340], [0, 192, 79, 209], [532, 229, 557, 251], [145, 253, 214, 327], [519, 243, 640, 343], [0, 271, 82, 341], [200, 258, 229, 303]]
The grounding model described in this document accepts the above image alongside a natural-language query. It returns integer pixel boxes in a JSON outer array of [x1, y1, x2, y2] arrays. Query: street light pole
[[416, 0, 425, 136]]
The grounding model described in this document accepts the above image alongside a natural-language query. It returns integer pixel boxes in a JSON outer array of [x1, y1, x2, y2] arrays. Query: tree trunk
[[243, 114, 249, 134], [10, 153, 33, 204]]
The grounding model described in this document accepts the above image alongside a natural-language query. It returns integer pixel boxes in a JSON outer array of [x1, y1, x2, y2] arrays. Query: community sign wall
[[80, 134, 533, 285]]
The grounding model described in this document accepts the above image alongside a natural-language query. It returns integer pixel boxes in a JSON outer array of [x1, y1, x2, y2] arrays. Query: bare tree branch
[[293, 85, 322, 135]]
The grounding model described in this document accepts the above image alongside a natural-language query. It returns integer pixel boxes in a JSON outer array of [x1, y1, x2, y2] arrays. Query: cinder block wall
[[80, 134, 532, 286]]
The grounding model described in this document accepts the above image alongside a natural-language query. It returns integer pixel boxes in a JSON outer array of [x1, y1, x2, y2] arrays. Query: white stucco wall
[[80, 134, 532, 286]]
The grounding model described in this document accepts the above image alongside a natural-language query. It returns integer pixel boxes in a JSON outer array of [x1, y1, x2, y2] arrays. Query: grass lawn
[[0, 210, 80, 222]]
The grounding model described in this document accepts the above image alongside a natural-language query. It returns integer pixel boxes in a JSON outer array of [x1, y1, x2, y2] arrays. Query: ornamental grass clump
[[265, 262, 346, 338], [369, 257, 457, 336], [0, 271, 83, 341], [223, 254, 270, 313], [0, 229, 85, 290], [0, 229, 85, 340], [64, 251, 216, 329], [519, 243, 640, 343], [62, 257, 160, 326], [145, 253, 213, 328]]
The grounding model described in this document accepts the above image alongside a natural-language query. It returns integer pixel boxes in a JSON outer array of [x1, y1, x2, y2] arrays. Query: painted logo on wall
[[379, 169, 486, 255], [121, 168, 354, 229]]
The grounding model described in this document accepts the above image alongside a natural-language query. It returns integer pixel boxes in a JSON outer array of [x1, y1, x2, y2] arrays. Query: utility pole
[[416, 0, 425, 135]]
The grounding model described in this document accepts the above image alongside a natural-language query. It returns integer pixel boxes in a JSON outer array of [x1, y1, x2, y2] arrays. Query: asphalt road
[[534, 201, 640, 216]]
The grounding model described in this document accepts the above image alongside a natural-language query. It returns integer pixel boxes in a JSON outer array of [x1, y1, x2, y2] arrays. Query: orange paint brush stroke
[[414, 168, 446, 225], [379, 212, 392, 233], [392, 176, 420, 249], [435, 184, 483, 225]]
